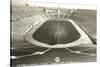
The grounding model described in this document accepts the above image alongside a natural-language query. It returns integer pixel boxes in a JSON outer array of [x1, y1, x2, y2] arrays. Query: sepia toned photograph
[[11, 0, 97, 67]]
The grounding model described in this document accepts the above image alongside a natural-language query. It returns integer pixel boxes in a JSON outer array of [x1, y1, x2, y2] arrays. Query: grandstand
[[11, 4, 96, 41], [11, 5, 45, 22]]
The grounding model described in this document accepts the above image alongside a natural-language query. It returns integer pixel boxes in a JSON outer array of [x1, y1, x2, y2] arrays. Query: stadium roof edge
[[26, 2, 96, 10], [12, 1, 96, 10]]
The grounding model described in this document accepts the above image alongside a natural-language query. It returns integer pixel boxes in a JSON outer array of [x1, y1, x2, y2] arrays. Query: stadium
[[11, 0, 96, 66]]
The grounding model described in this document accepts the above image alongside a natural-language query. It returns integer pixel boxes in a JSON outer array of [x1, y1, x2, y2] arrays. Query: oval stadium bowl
[[23, 19, 93, 48]]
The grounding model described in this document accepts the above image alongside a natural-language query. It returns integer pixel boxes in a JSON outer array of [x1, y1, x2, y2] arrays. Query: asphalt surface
[[11, 46, 96, 66]]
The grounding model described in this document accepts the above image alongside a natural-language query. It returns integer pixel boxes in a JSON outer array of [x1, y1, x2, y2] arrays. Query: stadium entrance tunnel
[[32, 19, 81, 45]]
